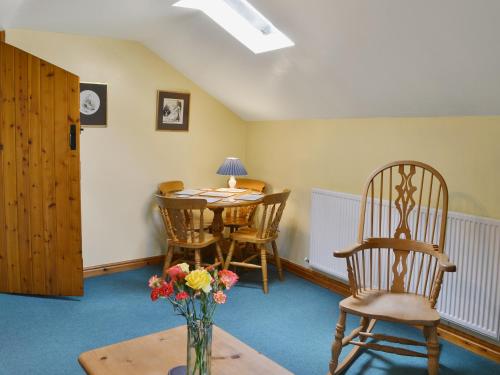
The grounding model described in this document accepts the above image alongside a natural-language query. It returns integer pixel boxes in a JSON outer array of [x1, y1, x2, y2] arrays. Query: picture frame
[[80, 82, 107, 127], [156, 91, 190, 131]]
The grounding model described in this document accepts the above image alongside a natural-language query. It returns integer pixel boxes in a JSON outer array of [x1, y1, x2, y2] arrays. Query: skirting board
[[83, 255, 500, 363], [275, 257, 500, 363], [83, 255, 164, 278]]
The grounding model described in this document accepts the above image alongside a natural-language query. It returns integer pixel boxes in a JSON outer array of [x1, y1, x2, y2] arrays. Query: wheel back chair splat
[[224, 189, 290, 293], [329, 161, 456, 375], [224, 178, 267, 233], [156, 195, 224, 278]]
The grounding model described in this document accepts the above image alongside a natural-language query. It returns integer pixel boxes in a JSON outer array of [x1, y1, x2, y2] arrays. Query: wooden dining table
[[166, 187, 265, 239]]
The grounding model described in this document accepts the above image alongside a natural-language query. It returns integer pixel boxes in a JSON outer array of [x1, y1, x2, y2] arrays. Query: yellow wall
[[6, 29, 248, 267], [5, 29, 500, 270], [246, 117, 500, 265]]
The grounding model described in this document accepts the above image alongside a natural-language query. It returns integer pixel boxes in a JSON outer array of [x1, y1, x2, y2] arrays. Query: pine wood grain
[[0, 42, 83, 296], [78, 325, 293, 375]]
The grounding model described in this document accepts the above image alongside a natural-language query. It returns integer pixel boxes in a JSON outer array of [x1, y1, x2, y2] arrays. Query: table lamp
[[216, 157, 248, 188]]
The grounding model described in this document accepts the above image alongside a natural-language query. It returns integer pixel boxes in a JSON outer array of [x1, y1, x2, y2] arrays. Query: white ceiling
[[2, 0, 500, 120]]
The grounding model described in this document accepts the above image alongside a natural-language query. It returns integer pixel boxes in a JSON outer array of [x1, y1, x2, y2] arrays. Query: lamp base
[[228, 175, 237, 189]]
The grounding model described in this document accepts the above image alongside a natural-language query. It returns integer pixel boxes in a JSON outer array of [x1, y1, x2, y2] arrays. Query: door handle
[[69, 124, 77, 150]]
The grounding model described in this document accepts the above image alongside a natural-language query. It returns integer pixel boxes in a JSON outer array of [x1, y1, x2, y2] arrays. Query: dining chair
[[158, 180, 213, 231], [224, 189, 290, 293], [158, 180, 184, 195], [155, 195, 224, 278], [329, 161, 456, 375], [224, 178, 267, 233]]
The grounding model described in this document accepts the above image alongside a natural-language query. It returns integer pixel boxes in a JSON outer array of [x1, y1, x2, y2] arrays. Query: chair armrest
[[435, 252, 456, 272], [333, 243, 367, 258]]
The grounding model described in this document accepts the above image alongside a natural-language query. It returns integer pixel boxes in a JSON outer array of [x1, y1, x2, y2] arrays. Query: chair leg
[[215, 242, 224, 266], [260, 246, 269, 294], [162, 245, 175, 278], [224, 240, 236, 269], [330, 310, 347, 374], [194, 249, 201, 269], [271, 240, 284, 281], [425, 326, 440, 375]]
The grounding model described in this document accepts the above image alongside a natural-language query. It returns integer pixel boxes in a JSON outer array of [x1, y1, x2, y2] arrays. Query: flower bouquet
[[149, 263, 238, 375]]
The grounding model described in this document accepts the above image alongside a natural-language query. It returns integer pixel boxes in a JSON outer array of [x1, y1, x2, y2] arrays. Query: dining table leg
[[209, 207, 225, 238]]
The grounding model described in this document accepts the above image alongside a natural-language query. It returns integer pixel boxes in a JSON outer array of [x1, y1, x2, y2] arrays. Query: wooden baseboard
[[276, 257, 500, 363], [83, 255, 164, 278]]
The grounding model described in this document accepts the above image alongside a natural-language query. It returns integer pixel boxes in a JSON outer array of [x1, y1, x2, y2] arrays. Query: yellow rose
[[185, 269, 212, 293], [178, 263, 190, 273]]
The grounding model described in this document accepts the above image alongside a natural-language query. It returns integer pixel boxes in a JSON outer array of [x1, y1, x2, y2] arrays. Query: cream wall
[[246, 117, 500, 266], [5, 29, 500, 270], [6, 29, 248, 267]]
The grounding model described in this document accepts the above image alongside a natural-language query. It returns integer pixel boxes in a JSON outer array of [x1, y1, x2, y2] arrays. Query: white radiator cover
[[310, 188, 500, 341]]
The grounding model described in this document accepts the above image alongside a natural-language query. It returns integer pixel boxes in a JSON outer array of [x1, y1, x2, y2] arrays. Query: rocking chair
[[329, 161, 456, 375]]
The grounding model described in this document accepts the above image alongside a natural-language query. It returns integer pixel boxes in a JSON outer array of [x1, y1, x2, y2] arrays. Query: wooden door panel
[[0, 41, 83, 296], [1, 43, 21, 292], [15, 47, 33, 294], [67, 73, 83, 294], [28, 54, 46, 295]]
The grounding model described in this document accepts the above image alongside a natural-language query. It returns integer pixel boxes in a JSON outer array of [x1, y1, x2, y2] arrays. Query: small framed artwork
[[156, 91, 190, 131], [80, 82, 107, 127]]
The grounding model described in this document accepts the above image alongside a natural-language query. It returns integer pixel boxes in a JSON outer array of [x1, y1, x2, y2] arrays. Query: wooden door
[[0, 40, 83, 296]]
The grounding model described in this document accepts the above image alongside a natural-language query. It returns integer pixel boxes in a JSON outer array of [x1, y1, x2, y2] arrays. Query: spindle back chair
[[224, 189, 290, 293], [155, 195, 223, 278], [158, 180, 184, 195], [224, 178, 267, 233], [329, 161, 456, 375]]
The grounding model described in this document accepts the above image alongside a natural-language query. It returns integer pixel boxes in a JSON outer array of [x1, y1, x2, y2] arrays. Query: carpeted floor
[[0, 265, 499, 375]]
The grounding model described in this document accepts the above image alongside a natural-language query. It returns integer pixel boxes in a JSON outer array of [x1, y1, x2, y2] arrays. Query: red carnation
[[159, 281, 174, 297], [150, 288, 160, 301], [175, 291, 189, 301]]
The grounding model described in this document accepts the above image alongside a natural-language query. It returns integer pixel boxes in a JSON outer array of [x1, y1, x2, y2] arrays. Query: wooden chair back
[[359, 161, 449, 250], [225, 178, 267, 226], [255, 189, 291, 240], [158, 180, 184, 195], [344, 161, 452, 307], [235, 178, 266, 193], [155, 195, 208, 244]]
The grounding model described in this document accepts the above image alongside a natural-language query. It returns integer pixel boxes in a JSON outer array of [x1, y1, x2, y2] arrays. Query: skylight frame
[[173, 0, 294, 54]]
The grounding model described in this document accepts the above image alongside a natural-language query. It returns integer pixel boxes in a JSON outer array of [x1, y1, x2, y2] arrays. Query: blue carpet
[[0, 265, 499, 375]]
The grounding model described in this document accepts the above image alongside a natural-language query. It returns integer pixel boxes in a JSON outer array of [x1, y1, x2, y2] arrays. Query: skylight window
[[173, 0, 294, 54]]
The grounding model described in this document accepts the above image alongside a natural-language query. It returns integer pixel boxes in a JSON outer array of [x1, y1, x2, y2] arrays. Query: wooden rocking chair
[[329, 161, 456, 375]]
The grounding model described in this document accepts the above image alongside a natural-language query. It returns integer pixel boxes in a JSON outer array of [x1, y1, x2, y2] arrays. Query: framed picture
[[80, 82, 107, 127], [156, 91, 190, 131]]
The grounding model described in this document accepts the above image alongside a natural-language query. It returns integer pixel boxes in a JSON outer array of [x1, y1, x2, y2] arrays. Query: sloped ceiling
[[1, 0, 500, 120]]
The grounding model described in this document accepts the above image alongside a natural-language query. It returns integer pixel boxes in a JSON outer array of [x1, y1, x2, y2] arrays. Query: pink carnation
[[218, 270, 238, 290], [213, 291, 227, 304], [175, 291, 189, 301], [148, 275, 162, 288], [167, 265, 187, 282]]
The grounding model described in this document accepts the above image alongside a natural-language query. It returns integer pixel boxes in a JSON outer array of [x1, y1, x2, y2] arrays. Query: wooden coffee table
[[79, 325, 293, 375]]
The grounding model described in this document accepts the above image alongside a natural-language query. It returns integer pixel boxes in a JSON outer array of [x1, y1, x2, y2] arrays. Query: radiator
[[310, 188, 500, 341]]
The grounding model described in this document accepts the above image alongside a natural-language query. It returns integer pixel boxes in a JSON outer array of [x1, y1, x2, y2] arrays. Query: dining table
[[166, 187, 265, 239]]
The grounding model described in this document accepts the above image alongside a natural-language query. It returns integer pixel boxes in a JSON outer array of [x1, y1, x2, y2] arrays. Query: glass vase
[[187, 320, 213, 375]]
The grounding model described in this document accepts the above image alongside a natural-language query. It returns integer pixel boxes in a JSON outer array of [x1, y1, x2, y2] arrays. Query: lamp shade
[[216, 157, 248, 176]]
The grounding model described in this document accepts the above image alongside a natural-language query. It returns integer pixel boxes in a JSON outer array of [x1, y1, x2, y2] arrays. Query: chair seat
[[340, 290, 440, 326], [230, 227, 276, 244], [170, 233, 218, 249]]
